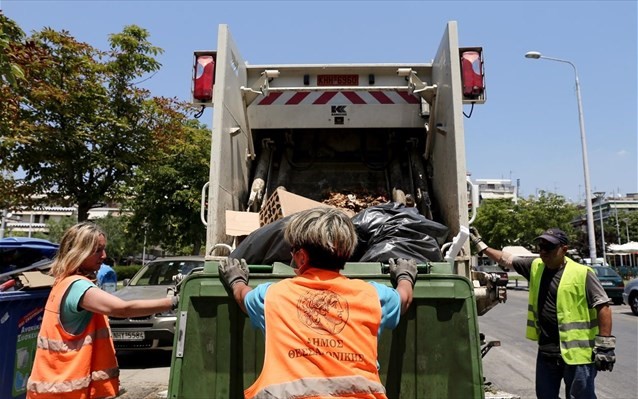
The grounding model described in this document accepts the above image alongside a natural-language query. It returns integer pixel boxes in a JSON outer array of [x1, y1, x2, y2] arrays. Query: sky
[[2, 0, 637, 203]]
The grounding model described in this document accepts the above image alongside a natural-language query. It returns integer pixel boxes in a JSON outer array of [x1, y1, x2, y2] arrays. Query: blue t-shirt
[[60, 279, 96, 335], [244, 280, 401, 337]]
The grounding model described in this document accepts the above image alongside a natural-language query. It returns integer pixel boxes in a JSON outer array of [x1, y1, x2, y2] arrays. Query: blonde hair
[[284, 207, 357, 270], [50, 222, 106, 282]]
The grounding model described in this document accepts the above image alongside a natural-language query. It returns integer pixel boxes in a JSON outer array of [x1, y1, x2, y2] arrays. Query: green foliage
[[123, 119, 210, 255], [7, 231, 49, 240], [46, 216, 78, 243], [0, 15, 25, 86], [113, 264, 142, 280], [602, 210, 638, 246], [0, 22, 187, 222], [473, 191, 580, 253], [91, 215, 141, 265]]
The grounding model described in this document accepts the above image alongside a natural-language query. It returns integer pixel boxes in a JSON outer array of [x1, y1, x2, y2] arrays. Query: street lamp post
[[594, 192, 606, 265], [614, 202, 621, 244], [525, 51, 597, 261]]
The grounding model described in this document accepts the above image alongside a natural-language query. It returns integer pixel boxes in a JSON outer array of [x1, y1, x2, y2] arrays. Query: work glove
[[170, 294, 179, 311], [592, 335, 616, 372], [469, 227, 488, 254], [218, 257, 249, 289], [166, 287, 179, 311], [389, 258, 418, 288]]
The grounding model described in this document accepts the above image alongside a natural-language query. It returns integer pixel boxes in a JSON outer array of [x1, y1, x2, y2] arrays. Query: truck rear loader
[[168, 21, 507, 399]]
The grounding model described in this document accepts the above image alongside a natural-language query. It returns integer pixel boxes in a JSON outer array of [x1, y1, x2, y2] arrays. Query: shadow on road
[[116, 350, 172, 369]]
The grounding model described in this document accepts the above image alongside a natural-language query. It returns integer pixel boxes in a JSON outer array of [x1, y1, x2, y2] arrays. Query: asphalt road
[[113, 287, 637, 399], [480, 288, 638, 399]]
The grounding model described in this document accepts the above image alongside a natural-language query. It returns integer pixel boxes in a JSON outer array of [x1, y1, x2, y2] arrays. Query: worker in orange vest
[[219, 207, 416, 399], [27, 222, 178, 399]]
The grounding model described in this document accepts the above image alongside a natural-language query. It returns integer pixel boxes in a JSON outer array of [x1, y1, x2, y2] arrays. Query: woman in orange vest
[[27, 222, 178, 399], [219, 207, 416, 399]]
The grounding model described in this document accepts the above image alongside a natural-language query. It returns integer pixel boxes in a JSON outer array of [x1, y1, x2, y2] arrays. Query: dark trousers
[[535, 351, 597, 399]]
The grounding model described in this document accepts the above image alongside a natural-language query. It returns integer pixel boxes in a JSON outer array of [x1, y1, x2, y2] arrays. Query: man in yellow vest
[[219, 207, 416, 399], [470, 227, 615, 399]]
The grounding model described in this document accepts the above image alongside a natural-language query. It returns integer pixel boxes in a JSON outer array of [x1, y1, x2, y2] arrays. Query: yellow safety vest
[[527, 257, 598, 365]]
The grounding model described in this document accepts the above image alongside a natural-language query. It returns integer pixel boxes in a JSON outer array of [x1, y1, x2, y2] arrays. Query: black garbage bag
[[230, 215, 293, 265], [351, 202, 448, 263]]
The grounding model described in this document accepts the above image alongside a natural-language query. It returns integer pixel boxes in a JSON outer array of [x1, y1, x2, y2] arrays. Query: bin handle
[[175, 311, 188, 358], [200, 182, 209, 226]]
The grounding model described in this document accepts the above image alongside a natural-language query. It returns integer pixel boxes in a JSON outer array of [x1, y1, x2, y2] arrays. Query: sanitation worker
[[27, 222, 179, 399], [219, 207, 416, 399], [470, 227, 614, 399]]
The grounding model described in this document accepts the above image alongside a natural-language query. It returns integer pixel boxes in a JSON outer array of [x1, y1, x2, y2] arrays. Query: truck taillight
[[460, 48, 485, 101], [193, 51, 216, 104]]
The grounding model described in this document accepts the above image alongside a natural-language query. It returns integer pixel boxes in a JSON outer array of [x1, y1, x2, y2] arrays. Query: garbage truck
[[169, 21, 508, 399]]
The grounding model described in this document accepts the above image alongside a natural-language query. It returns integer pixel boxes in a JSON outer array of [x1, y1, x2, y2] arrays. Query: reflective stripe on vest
[[245, 268, 387, 399], [36, 327, 112, 352], [526, 257, 598, 365], [27, 275, 119, 399], [253, 375, 387, 399], [26, 367, 119, 395]]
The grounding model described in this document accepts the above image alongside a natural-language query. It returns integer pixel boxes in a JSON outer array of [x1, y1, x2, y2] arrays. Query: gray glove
[[389, 258, 418, 288], [592, 335, 616, 372], [218, 257, 249, 289], [469, 227, 488, 254]]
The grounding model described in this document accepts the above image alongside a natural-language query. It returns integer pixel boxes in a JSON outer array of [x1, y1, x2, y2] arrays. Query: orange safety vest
[[27, 275, 119, 399], [244, 268, 388, 399]]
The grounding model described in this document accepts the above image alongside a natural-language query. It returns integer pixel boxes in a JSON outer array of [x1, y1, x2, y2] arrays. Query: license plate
[[601, 282, 614, 286], [112, 331, 145, 341]]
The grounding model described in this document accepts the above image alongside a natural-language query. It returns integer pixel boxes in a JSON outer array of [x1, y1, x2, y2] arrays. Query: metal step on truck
[[168, 21, 515, 399]]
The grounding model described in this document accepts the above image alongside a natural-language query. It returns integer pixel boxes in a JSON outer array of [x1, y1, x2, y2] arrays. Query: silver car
[[623, 277, 638, 316], [108, 256, 204, 350]]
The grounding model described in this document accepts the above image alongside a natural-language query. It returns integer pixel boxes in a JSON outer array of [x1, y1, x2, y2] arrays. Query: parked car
[[590, 265, 624, 305], [474, 264, 509, 287], [623, 277, 638, 315], [108, 256, 205, 350]]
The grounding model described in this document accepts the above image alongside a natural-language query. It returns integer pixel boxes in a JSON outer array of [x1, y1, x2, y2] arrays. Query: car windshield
[[593, 267, 621, 278], [130, 260, 201, 286]]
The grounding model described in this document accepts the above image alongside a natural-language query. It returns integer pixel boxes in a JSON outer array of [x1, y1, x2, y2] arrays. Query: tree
[[0, 14, 25, 86], [0, 22, 183, 221], [124, 119, 210, 255], [473, 191, 580, 252], [46, 216, 77, 243], [92, 215, 139, 265]]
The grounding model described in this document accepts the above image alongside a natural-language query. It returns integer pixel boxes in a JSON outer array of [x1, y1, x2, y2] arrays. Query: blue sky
[[3, 0, 637, 203]]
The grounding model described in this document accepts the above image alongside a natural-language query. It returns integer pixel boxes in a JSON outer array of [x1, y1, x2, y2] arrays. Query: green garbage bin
[[0, 289, 50, 399], [168, 262, 484, 399]]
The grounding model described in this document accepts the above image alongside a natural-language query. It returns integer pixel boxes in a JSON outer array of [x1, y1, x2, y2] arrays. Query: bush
[[114, 265, 142, 281]]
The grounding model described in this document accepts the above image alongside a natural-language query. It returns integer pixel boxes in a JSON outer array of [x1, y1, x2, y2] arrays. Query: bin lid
[[0, 237, 59, 251]]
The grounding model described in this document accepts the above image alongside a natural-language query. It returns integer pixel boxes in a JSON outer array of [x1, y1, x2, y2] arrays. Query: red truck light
[[193, 52, 216, 103], [460, 49, 484, 100]]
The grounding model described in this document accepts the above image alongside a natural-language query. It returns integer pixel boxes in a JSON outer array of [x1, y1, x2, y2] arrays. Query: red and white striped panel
[[257, 90, 420, 105]]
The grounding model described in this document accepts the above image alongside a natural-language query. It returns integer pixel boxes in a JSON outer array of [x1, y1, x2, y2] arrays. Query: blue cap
[[535, 228, 569, 245]]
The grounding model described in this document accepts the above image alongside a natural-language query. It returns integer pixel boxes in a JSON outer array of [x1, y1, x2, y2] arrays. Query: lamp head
[[525, 51, 542, 59]]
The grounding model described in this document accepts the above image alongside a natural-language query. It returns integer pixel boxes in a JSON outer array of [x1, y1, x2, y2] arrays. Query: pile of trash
[[231, 201, 448, 265]]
